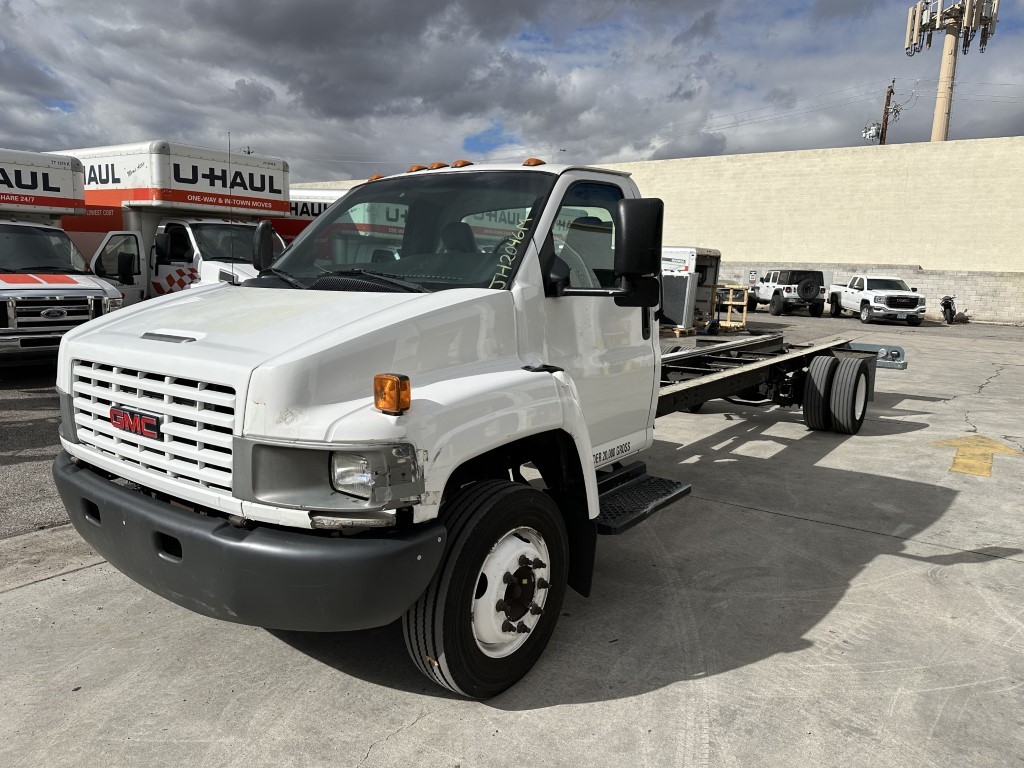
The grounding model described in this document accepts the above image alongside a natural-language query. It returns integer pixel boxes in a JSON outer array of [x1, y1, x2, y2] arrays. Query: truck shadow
[[270, 393, 1016, 707]]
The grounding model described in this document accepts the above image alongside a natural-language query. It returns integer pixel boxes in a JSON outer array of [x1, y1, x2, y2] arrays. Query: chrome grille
[[71, 360, 236, 494], [9, 295, 99, 335], [884, 296, 918, 309]]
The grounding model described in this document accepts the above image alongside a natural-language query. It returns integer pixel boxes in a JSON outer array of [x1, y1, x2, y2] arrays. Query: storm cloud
[[0, 0, 1021, 181]]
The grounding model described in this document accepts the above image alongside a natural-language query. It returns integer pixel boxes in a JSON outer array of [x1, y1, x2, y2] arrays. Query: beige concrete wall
[[603, 137, 1024, 274], [718, 261, 1024, 324]]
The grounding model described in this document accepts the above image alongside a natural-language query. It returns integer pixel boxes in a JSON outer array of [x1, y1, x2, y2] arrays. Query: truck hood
[[0, 273, 118, 296], [60, 283, 520, 440]]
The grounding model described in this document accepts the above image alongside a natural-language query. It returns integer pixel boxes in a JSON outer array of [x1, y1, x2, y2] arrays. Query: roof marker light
[[407, 164, 427, 173], [428, 162, 450, 170], [367, 174, 385, 181], [523, 157, 546, 166], [452, 159, 474, 168]]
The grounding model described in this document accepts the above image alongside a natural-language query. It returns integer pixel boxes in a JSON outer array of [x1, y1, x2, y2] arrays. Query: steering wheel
[[491, 236, 517, 255]]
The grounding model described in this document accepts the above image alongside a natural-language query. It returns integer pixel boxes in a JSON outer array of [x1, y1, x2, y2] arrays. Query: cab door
[[535, 178, 658, 466], [90, 231, 145, 305]]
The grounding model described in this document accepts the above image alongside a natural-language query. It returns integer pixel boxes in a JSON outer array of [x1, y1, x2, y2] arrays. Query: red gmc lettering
[[109, 408, 159, 439]]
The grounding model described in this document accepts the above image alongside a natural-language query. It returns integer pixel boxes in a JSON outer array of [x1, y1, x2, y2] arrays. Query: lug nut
[[502, 620, 516, 633], [537, 578, 550, 590], [529, 603, 543, 616], [518, 555, 532, 567], [503, 571, 514, 584], [516, 621, 530, 634], [495, 599, 508, 613], [532, 558, 546, 569]]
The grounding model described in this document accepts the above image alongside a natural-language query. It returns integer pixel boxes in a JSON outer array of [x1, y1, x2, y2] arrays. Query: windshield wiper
[[317, 269, 431, 293], [6, 266, 89, 274], [261, 267, 306, 289]]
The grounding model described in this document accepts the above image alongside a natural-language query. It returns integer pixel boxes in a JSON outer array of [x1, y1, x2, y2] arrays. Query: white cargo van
[[58, 141, 288, 305], [0, 148, 122, 357]]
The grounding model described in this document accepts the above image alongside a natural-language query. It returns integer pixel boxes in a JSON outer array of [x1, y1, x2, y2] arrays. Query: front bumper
[[53, 451, 446, 632], [871, 305, 926, 320]]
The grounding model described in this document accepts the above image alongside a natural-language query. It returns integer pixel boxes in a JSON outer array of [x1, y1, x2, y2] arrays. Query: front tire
[[747, 294, 758, 312], [769, 295, 784, 316], [859, 304, 873, 324], [402, 480, 568, 699], [829, 296, 843, 318], [809, 302, 824, 318], [943, 305, 955, 324], [906, 316, 922, 327]]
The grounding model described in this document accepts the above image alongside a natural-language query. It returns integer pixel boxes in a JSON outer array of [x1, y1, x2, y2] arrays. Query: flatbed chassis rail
[[656, 333, 906, 417]]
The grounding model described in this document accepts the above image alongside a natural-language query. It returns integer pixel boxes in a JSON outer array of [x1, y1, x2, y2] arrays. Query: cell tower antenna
[[903, 1, 1000, 141]]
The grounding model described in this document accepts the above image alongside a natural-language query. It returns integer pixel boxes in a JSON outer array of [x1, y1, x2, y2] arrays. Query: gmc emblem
[[109, 406, 162, 439]]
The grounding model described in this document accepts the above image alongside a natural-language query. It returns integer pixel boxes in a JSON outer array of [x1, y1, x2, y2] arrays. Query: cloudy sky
[[2, 0, 1022, 181]]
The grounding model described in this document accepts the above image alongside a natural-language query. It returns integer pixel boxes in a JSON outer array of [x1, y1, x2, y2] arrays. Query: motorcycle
[[940, 294, 957, 325]]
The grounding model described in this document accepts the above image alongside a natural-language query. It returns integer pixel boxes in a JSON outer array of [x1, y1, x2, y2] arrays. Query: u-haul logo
[[290, 201, 331, 218], [172, 163, 282, 194], [0, 167, 61, 193], [109, 406, 162, 440]]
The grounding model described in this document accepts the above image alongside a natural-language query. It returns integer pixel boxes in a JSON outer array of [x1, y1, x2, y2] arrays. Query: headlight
[[104, 297, 124, 312], [873, 295, 885, 304], [918, 297, 926, 306], [330, 452, 373, 499]]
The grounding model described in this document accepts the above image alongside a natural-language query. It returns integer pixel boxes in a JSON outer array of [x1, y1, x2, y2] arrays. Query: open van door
[[90, 231, 145, 306]]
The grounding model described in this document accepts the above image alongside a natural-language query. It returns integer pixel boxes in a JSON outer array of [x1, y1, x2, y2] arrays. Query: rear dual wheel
[[403, 480, 568, 699], [803, 356, 870, 435]]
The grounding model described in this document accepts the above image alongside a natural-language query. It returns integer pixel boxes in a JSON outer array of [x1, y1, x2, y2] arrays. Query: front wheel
[[747, 294, 758, 312], [808, 302, 824, 318], [402, 480, 568, 699], [829, 296, 843, 318], [859, 304, 873, 324], [769, 295, 784, 316], [943, 305, 955, 324], [906, 316, 922, 327]]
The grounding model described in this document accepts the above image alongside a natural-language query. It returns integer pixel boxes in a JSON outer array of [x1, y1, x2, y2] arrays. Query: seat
[[561, 216, 612, 288], [440, 222, 478, 253]]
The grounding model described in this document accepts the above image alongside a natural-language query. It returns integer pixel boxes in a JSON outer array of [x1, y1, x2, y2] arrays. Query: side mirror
[[117, 252, 138, 286], [614, 198, 663, 277], [911, 287, 918, 292], [253, 220, 277, 271], [153, 233, 169, 264]]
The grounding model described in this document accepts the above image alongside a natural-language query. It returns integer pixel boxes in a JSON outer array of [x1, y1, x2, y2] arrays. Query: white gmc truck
[[53, 161, 905, 698], [829, 274, 926, 325]]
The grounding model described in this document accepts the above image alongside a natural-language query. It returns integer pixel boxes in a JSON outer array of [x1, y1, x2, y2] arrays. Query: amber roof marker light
[[452, 159, 474, 168], [407, 164, 427, 173], [523, 158, 546, 166], [428, 162, 450, 170], [367, 173, 385, 181]]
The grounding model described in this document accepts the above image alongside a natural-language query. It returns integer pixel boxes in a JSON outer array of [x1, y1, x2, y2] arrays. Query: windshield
[[866, 278, 911, 291], [0, 223, 88, 273], [272, 170, 556, 291], [192, 223, 282, 263]]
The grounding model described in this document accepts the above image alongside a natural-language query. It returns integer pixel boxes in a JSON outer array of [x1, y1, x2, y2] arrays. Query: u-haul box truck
[[58, 141, 289, 305], [1, 148, 122, 358], [273, 188, 343, 245]]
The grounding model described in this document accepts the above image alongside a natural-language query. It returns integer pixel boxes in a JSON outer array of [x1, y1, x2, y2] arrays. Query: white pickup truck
[[52, 161, 905, 698], [829, 275, 926, 325]]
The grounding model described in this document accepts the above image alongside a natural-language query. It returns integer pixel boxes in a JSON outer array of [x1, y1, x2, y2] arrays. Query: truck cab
[[57, 141, 290, 305], [1, 148, 122, 358], [53, 160, 674, 698]]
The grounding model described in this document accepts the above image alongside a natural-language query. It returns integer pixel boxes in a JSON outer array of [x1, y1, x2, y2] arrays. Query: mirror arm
[[557, 286, 629, 298]]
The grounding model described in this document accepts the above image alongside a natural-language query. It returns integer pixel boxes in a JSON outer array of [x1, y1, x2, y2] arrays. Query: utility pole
[[879, 80, 896, 145], [903, 1, 1000, 141]]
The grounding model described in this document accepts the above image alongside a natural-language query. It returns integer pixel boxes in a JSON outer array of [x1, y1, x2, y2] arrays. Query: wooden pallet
[[660, 325, 697, 338]]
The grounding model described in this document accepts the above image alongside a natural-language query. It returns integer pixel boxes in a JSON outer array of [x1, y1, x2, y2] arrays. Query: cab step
[[595, 462, 691, 535]]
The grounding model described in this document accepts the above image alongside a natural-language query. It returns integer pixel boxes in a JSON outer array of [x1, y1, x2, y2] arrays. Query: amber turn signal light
[[374, 374, 411, 415]]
